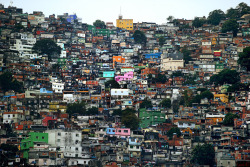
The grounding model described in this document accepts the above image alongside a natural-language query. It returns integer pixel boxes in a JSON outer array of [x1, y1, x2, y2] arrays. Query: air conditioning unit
[[16, 158, 20, 162]]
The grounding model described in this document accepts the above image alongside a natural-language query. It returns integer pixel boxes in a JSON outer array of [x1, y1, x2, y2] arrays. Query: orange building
[[113, 56, 125, 67]]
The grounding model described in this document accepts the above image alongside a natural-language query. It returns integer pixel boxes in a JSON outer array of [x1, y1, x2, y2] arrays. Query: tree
[[172, 99, 181, 113], [236, 2, 250, 17], [227, 83, 249, 92], [0, 143, 19, 166], [93, 19, 106, 29], [14, 24, 25, 32], [222, 19, 239, 36], [86, 107, 99, 115], [105, 79, 120, 88], [140, 98, 153, 109], [159, 36, 166, 46], [160, 98, 171, 108], [33, 39, 61, 61], [223, 113, 239, 126], [207, 9, 225, 25], [66, 101, 86, 116], [173, 19, 180, 26], [112, 109, 122, 116], [238, 46, 250, 71], [133, 30, 147, 45], [123, 108, 137, 114], [200, 90, 214, 100], [155, 73, 167, 83], [167, 127, 181, 139], [191, 144, 215, 166], [226, 8, 240, 19], [167, 15, 174, 22], [0, 143, 18, 153], [171, 71, 183, 78], [210, 69, 240, 85], [192, 17, 206, 28], [191, 95, 202, 104], [122, 111, 139, 130], [52, 63, 60, 72], [181, 47, 192, 65], [0, 72, 23, 92]]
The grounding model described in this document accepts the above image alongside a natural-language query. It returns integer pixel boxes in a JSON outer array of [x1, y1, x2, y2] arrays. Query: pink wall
[[115, 128, 130, 136], [115, 71, 133, 82]]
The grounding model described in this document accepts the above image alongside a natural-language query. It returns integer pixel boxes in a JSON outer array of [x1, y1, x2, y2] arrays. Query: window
[[42, 136, 44, 139], [130, 146, 133, 149], [118, 130, 121, 132], [8, 115, 10, 117], [58, 133, 61, 136], [57, 139, 60, 142], [124, 130, 128, 133], [76, 134, 79, 137], [75, 147, 78, 151], [36, 136, 39, 139]]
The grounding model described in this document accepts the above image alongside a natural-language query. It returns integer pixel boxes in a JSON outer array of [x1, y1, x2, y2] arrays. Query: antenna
[[118, 7, 123, 19], [10, 0, 13, 7]]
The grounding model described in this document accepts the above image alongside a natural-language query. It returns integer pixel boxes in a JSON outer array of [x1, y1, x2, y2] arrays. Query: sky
[[1, 0, 249, 25]]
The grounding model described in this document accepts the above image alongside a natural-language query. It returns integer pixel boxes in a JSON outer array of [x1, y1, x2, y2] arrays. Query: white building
[[161, 53, 184, 71], [10, 33, 37, 58], [111, 89, 131, 96], [3, 112, 25, 124], [46, 129, 82, 158], [52, 82, 64, 93]]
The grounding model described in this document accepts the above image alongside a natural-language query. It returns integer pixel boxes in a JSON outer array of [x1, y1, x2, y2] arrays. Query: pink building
[[115, 128, 130, 137], [115, 71, 133, 82]]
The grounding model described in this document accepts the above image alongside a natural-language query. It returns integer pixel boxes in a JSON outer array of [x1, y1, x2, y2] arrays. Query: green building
[[57, 58, 67, 66], [215, 61, 224, 72], [20, 132, 48, 159], [139, 108, 166, 128], [87, 25, 115, 37], [96, 29, 115, 37], [242, 27, 250, 36]]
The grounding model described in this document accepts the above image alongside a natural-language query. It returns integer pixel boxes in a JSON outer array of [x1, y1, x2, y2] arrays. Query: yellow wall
[[206, 117, 224, 124], [116, 19, 133, 30], [49, 102, 67, 112], [214, 94, 229, 103], [182, 128, 193, 134]]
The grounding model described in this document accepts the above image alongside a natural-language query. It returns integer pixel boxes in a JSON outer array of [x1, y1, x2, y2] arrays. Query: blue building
[[144, 52, 162, 59], [67, 14, 77, 23], [106, 128, 116, 135]]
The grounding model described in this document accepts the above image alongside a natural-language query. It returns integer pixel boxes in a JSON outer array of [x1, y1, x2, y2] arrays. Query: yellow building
[[212, 37, 217, 45], [116, 15, 133, 31], [49, 102, 67, 113], [214, 94, 229, 103]]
